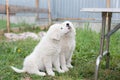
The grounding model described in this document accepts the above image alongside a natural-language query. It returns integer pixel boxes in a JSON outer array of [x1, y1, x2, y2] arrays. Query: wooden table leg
[[106, 12, 112, 68], [99, 12, 107, 56], [95, 12, 107, 80]]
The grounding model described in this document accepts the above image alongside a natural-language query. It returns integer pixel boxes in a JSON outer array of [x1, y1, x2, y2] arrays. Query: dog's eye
[[61, 27, 63, 29]]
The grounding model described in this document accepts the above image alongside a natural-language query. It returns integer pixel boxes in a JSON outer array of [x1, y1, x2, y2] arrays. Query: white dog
[[11, 23, 71, 76], [60, 21, 76, 72]]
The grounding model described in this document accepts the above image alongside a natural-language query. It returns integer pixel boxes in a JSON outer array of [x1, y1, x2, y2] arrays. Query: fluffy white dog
[[11, 23, 71, 76], [60, 21, 76, 72]]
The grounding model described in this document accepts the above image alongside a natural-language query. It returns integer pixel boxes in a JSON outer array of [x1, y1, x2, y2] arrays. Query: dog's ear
[[51, 32, 61, 41], [48, 24, 61, 41]]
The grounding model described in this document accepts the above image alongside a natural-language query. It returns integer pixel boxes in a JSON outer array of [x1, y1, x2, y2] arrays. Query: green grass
[[0, 19, 35, 30], [0, 28, 120, 80]]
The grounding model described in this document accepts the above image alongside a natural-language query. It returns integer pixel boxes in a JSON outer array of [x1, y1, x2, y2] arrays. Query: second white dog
[[60, 21, 76, 72], [11, 23, 71, 76]]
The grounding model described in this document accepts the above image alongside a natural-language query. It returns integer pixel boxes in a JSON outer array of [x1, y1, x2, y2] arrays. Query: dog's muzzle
[[66, 23, 71, 29]]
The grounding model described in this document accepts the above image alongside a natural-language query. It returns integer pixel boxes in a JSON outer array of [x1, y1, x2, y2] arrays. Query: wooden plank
[[0, 4, 48, 14], [9, 5, 48, 13], [55, 18, 95, 20], [0, 5, 6, 14]]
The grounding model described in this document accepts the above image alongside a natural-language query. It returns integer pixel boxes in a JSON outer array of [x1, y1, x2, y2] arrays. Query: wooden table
[[80, 8, 120, 80]]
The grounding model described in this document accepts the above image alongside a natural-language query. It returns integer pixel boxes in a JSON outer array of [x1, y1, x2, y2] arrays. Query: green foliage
[[0, 19, 7, 29], [0, 28, 120, 80]]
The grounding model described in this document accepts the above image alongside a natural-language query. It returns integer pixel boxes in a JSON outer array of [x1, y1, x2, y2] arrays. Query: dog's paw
[[38, 72, 46, 76], [57, 69, 65, 73], [67, 64, 73, 68], [62, 67, 69, 72], [48, 71, 55, 76], [41, 72, 46, 76]]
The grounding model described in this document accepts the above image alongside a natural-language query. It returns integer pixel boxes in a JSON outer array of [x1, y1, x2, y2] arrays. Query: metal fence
[[0, 0, 120, 32], [51, 0, 120, 21], [1, 0, 120, 20]]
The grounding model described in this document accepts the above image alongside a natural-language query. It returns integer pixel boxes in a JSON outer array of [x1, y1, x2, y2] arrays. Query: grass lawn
[[0, 19, 35, 30], [0, 28, 120, 80]]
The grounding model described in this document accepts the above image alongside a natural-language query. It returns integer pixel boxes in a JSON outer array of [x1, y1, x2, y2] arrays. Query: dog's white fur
[[11, 23, 70, 76], [60, 21, 76, 72]]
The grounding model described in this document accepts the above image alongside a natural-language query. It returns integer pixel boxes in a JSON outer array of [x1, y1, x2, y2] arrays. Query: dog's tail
[[11, 66, 25, 73]]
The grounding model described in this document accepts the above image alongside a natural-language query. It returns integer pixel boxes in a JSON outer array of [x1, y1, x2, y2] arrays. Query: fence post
[[106, 0, 110, 30], [36, 0, 39, 20], [48, 0, 52, 25], [6, 0, 10, 33], [106, 0, 110, 8]]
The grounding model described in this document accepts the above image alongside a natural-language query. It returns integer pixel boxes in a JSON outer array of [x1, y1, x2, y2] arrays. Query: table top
[[80, 8, 120, 13]]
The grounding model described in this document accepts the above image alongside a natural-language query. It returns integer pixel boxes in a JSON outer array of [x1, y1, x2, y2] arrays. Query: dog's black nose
[[66, 23, 71, 29], [66, 23, 69, 26]]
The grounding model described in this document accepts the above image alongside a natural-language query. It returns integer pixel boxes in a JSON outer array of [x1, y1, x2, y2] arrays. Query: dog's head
[[47, 23, 71, 40], [62, 21, 76, 35]]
